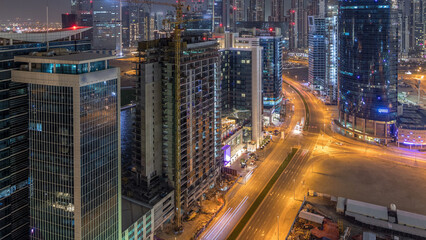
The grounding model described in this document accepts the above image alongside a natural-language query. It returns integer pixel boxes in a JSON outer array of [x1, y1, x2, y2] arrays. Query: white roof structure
[[346, 199, 388, 221], [299, 210, 324, 224], [0, 26, 91, 43], [397, 210, 426, 230]]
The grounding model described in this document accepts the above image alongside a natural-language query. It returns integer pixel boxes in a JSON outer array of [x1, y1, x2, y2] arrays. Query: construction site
[[287, 193, 426, 240]]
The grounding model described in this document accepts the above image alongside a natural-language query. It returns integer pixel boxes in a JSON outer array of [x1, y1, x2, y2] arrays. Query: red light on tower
[[291, 22, 295, 26], [233, 6, 237, 10], [220, 23, 223, 27], [72, 26, 77, 30], [291, 10, 295, 14], [269, 28, 273, 32]]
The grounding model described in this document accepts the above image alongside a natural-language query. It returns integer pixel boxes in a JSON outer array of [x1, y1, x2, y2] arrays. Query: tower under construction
[[134, 36, 222, 223]]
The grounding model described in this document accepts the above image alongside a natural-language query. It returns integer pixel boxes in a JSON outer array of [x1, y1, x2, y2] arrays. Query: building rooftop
[[398, 105, 426, 130], [15, 52, 115, 64], [122, 197, 151, 231], [0, 26, 91, 43]]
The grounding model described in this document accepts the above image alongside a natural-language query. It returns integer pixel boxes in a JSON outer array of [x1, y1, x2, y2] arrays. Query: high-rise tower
[[337, 0, 398, 144], [92, 0, 122, 53], [134, 37, 221, 215], [13, 52, 121, 239], [0, 28, 91, 240]]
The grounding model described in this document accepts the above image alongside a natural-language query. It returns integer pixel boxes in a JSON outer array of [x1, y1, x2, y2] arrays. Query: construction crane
[[120, 0, 196, 231]]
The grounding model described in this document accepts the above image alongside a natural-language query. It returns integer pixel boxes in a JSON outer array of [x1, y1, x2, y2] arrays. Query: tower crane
[[120, 0, 198, 231]]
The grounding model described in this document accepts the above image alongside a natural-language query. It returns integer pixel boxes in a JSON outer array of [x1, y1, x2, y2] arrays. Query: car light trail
[[203, 196, 249, 240], [203, 207, 233, 240]]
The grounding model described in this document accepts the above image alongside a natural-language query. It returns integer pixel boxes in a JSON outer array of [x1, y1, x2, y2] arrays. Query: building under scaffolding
[[133, 36, 221, 218]]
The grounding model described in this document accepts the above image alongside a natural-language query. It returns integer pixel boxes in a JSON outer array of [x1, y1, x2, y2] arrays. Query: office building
[[62, 13, 78, 28], [409, 0, 425, 57], [308, 3, 338, 104], [122, 3, 154, 48], [231, 30, 282, 125], [135, 37, 221, 222], [258, 36, 283, 124], [0, 28, 91, 240], [270, 0, 284, 22], [325, 6, 338, 104], [248, 0, 265, 22], [220, 40, 263, 147], [289, 0, 308, 49], [13, 52, 121, 239], [70, 0, 93, 40], [92, 0, 122, 53], [308, 16, 326, 93], [336, 0, 398, 144]]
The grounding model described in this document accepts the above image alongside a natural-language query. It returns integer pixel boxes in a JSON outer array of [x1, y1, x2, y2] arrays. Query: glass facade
[[80, 80, 120, 239], [221, 50, 253, 112], [92, 0, 121, 52], [259, 36, 283, 109], [0, 40, 90, 240], [29, 85, 75, 239], [28, 79, 120, 240], [338, 0, 398, 142], [308, 16, 326, 92]]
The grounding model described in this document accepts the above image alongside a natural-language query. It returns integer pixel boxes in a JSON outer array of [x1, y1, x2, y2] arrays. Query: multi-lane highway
[[199, 78, 307, 240], [235, 78, 324, 240]]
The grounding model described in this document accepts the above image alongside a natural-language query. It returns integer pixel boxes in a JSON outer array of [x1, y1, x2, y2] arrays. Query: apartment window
[[236, 80, 241, 84], [241, 93, 246, 97]]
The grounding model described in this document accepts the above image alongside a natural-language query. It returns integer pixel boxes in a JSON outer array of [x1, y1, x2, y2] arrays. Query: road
[[235, 76, 426, 240], [235, 77, 324, 240], [199, 79, 307, 240], [200, 69, 426, 240]]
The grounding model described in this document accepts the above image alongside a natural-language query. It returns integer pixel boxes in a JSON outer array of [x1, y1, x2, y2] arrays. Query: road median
[[227, 147, 299, 240]]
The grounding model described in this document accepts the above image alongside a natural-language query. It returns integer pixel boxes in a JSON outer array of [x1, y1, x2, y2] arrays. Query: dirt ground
[[305, 154, 426, 215]]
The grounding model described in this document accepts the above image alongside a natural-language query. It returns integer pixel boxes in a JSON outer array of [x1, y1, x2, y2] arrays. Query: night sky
[[0, 0, 70, 22]]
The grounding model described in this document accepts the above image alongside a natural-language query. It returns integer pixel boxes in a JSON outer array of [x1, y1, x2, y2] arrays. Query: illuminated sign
[[222, 145, 231, 166], [378, 108, 389, 113]]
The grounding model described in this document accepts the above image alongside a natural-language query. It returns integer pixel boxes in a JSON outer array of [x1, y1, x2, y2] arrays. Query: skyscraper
[[409, 0, 425, 57], [122, 3, 153, 48], [325, 5, 338, 104], [92, 0, 122, 53], [70, 0, 93, 40], [308, 16, 326, 92], [258, 35, 283, 125], [289, 0, 308, 49], [13, 52, 121, 239], [248, 0, 265, 22], [220, 40, 263, 147], [337, 0, 398, 144], [308, 3, 338, 104], [135, 37, 221, 221], [0, 28, 91, 240]]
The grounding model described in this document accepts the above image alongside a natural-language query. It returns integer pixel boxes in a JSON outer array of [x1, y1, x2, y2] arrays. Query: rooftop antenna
[[46, 0, 49, 51]]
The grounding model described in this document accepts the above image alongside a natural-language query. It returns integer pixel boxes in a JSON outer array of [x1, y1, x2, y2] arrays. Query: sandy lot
[[306, 153, 426, 215]]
